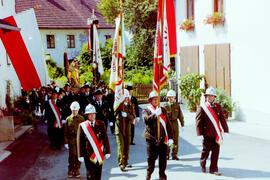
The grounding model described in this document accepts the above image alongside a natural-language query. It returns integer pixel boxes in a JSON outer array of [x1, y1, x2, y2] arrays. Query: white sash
[[80, 121, 104, 164], [48, 99, 62, 128], [201, 102, 224, 145]]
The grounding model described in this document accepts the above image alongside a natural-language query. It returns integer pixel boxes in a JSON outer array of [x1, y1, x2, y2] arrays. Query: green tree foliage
[[98, 0, 157, 69], [179, 73, 205, 112], [46, 59, 64, 79], [215, 89, 235, 119]]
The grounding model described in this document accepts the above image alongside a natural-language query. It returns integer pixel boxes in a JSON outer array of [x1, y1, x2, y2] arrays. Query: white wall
[[175, 0, 270, 124], [41, 29, 114, 66], [0, 0, 22, 107]]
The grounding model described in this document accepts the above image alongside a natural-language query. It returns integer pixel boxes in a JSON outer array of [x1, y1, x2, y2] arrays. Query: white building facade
[[174, 0, 270, 125], [0, 0, 21, 107], [41, 28, 114, 66]]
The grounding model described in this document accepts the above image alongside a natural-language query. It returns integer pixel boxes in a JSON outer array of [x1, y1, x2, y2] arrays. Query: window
[[214, 0, 223, 13], [186, 0, 194, 19], [67, 35, 75, 48], [46, 35, 55, 49]]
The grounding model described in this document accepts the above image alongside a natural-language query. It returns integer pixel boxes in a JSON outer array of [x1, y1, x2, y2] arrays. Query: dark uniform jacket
[[163, 102, 184, 126], [62, 92, 74, 120], [92, 100, 108, 122], [44, 99, 61, 128], [64, 114, 85, 145], [130, 96, 139, 118], [142, 107, 173, 142], [114, 101, 135, 135], [196, 103, 229, 138], [79, 92, 93, 115], [77, 120, 111, 158]]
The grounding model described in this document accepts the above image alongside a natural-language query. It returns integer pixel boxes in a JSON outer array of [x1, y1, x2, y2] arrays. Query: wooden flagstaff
[[157, 0, 165, 141], [120, 2, 126, 137], [90, 9, 97, 91]]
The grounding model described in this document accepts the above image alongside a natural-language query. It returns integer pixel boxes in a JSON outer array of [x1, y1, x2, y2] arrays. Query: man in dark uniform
[[77, 104, 111, 180], [142, 91, 174, 180], [196, 87, 229, 176], [126, 83, 140, 145], [79, 83, 93, 115], [105, 88, 116, 135], [62, 83, 74, 120], [44, 90, 63, 150], [92, 90, 108, 129]]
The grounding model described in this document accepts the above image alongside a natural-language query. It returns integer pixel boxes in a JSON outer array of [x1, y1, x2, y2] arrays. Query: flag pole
[[120, 0, 125, 137]]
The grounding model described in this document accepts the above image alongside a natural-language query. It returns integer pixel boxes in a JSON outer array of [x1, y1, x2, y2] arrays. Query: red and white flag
[[109, 13, 125, 111], [80, 121, 105, 165], [201, 102, 224, 145], [153, 0, 177, 92], [0, 9, 49, 90]]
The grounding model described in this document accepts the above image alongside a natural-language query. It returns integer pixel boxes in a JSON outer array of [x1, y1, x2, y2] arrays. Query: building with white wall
[[0, 0, 21, 107], [16, 0, 114, 66], [174, 0, 270, 125]]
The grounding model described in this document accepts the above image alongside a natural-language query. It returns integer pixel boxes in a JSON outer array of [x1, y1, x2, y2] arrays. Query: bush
[[215, 89, 235, 119], [124, 67, 153, 85], [179, 73, 205, 112], [160, 89, 168, 102]]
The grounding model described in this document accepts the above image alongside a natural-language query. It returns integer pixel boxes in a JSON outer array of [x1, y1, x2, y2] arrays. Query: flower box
[[179, 18, 195, 32], [204, 12, 225, 26]]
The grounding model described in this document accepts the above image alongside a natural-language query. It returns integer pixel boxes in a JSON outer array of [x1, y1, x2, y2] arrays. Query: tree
[[98, 0, 157, 69]]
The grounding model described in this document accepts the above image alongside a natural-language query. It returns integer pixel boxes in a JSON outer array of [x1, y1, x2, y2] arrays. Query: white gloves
[[105, 154, 111, 159], [92, 63, 97, 68], [168, 139, 174, 147], [155, 108, 162, 116], [121, 112, 127, 117], [44, 120, 47, 124], [61, 120, 66, 124], [64, 144, 69, 149], [223, 133, 229, 140], [78, 157, 84, 162], [135, 117, 140, 123], [109, 122, 114, 126]]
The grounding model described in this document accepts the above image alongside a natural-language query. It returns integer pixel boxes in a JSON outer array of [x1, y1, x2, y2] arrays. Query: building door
[[180, 46, 199, 76], [204, 43, 231, 95]]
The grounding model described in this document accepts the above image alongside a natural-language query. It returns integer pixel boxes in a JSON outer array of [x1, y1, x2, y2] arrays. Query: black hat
[[95, 89, 103, 95], [52, 90, 58, 94], [126, 83, 133, 90], [84, 83, 90, 89]]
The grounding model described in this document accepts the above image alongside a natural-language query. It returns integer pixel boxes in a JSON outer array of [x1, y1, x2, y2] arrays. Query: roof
[[15, 0, 113, 29]]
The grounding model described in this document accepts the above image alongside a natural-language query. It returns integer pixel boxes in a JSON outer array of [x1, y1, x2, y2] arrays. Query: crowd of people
[[23, 82, 228, 180]]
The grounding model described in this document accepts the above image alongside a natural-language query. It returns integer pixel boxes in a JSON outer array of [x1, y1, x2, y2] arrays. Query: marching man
[[44, 90, 63, 150], [196, 87, 229, 176], [114, 89, 135, 172], [163, 90, 184, 160], [142, 91, 173, 180], [77, 104, 111, 180], [64, 101, 85, 178]]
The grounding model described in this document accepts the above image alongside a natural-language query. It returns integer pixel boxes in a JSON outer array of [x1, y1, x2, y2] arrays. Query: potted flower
[[179, 18, 195, 32], [204, 12, 225, 26]]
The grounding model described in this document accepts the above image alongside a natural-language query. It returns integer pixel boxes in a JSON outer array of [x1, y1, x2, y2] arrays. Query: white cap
[[70, 101, 80, 111], [167, 90, 176, 97], [149, 91, 158, 99], [85, 104, 96, 114], [55, 86, 60, 93], [124, 89, 130, 98], [205, 87, 216, 96]]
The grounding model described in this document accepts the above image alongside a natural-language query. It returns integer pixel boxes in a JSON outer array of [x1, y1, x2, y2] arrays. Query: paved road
[[1, 105, 270, 180]]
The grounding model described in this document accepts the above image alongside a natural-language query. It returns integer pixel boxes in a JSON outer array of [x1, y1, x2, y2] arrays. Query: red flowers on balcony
[[204, 12, 225, 26], [180, 18, 195, 32]]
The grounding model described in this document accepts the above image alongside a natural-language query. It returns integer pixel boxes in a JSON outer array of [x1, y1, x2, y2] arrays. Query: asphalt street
[[0, 105, 270, 180]]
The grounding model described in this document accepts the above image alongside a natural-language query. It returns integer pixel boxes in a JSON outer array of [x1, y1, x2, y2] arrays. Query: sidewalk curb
[[0, 125, 32, 162]]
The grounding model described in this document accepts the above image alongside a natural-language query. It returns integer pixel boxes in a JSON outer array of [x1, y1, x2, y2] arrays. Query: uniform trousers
[[84, 157, 103, 180], [47, 127, 62, 149], [131, 124, 135, 143], [68, 143, 81, 172], [116, 131, 130, 166], [200, 137, 220, 172], [167, 121, 179, 157], [146, 139, 167, 180]]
